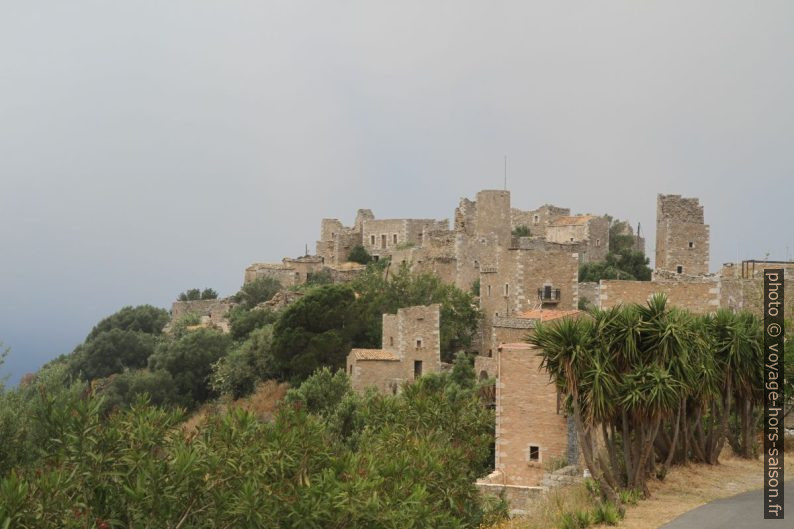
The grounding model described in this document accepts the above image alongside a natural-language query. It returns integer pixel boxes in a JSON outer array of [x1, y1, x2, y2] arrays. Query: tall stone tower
[[655, 194, 710, 276], [474, 190, 512, 245]]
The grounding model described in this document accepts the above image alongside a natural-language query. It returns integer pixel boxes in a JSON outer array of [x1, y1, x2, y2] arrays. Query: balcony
[[537, 287, 561, 303]]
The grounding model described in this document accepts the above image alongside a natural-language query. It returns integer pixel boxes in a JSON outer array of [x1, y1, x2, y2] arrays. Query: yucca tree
[[710, 310, 763, 459]]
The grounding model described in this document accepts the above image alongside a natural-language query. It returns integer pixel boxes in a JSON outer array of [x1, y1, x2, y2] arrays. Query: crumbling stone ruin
[[655, 194, 710, 277], [588, 193, 793, 316], [346, 304, 442, 394], [169, 298, 234, 333]]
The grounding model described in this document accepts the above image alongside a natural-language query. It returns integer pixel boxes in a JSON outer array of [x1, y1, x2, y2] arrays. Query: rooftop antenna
[[503, 155, 507, 190]]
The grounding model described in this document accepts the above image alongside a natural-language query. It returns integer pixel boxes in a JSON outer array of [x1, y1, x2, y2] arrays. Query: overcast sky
[[1, 2, 792, 384]]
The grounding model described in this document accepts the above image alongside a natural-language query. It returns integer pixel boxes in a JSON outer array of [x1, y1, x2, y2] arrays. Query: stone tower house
[[655, 194, 710, 276], [347, 304, 441, 394]]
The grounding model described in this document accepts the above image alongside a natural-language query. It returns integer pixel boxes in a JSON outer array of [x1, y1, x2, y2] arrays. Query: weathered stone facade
[[511, 204, 571, 239], [655, 194, 710, 277], [599, 277, 720, 314], [244, 256, 325, 287], [545, 215, 609, 263], [347, 304, 442, 394], [170, 298, 234, 333], [488, 342, 572, 486], [479, 241, 579, 355]]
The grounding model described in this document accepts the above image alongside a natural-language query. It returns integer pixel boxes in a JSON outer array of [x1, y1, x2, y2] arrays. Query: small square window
[[528, 445, 540, 462], [676, 265, 683, 274], [416, 339, 422, 349], [533, 215, 539, 224], [596, 239, 601, 247], [370, 235, 375, 245], [688, 241, 694, 248], [393, 234, 398, 244]]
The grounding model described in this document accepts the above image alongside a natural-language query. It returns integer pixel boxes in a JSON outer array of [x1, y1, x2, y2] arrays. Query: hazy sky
[[1, 2, 792, 384]]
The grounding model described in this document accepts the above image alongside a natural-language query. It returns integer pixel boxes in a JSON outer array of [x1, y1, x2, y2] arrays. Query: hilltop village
[[170, 189, 793, 507]]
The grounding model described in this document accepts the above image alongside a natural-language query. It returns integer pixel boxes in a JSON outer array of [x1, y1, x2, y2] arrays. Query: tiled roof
[[549, 215, 593, 226], [350, 348, 400, 361], [516, 309, 581, 322]]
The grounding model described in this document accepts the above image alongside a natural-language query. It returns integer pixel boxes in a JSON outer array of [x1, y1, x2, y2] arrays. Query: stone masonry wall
[[655, 194, 710, 276], [171, 299, 233, 324], [480, 243, 578, 354], [599, 278, 719, 314], [494, 343, 569, 486], [578, 282, 600, 309]]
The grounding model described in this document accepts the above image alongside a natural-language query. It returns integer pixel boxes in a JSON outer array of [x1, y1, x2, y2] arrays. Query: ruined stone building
[[347, 304, 442, 394], [545, 215, 609, 263], [581, 193, 792, 317], [244, 256, 326, 287], [168, 298, 234, 333], [655, 194, 710, 277]]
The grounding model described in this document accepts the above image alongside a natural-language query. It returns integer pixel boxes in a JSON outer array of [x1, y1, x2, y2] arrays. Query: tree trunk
[[662, 399, 683, 477], [572, 396, 622, 510], [633, 416, 661, 494], [621, 409, 633, 488]]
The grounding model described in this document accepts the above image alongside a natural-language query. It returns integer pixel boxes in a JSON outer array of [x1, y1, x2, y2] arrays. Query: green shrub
[[233, 277, 281, 309], [211, 326, 276, 399], [347, 244, 372, 264], [228, 306, 276, 341], [148, 328, 232, 409], [592, 502, 622, 525], [512, 225, 531, 237], [618, 488, 642, 506], [0, 370, 495, 528]]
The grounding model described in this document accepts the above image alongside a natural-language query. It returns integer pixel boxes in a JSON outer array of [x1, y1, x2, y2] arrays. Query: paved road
[[660, 481, 792, 528]]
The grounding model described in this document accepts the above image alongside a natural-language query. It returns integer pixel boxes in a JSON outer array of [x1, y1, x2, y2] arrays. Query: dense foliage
[[0, 362, 499, 528], [351, 262, 480, 363], [271, 284, 365, 383], [511, 225, 531, 237], [347, 244, 372, 264], [233, 276, 281, 309], [177, 288, 218, 301], [85, 305, 169, 341], [530, 295, 765, 509], [148, 329, 232, 408], [579, 218, 651, 282]]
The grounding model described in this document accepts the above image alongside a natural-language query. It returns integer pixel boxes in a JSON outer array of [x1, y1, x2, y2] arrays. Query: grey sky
[[1, 2, 792, 383]]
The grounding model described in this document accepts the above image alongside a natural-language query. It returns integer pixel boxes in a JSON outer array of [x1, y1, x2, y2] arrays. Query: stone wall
[[348, 304, 442, 393], [522, 205, 571, 239], [578, 282, 600, 310], [546, 216, 609, 263], [599, 278, 719, 313], [474, 355, 497, 380], [479, 243, 578, 354], [719, 273, 794, 317], [245, 257, 325, 287], [475, 475, 545, 514], [171, 299, 233, 326], [655, 194, 710, 276], [348, 355, 403, 394], [494, 343, 570, 486], [489, 317, 535, 357], [362, 218, 447, 259]]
